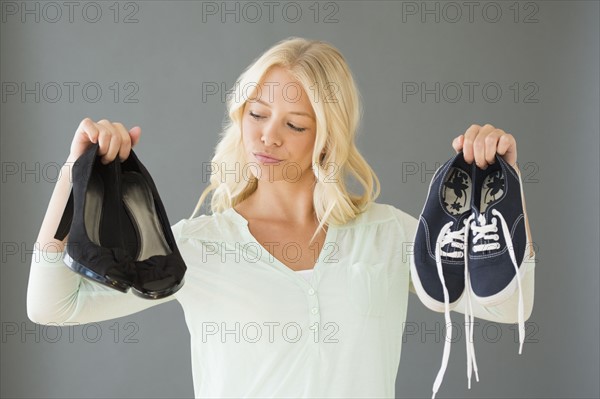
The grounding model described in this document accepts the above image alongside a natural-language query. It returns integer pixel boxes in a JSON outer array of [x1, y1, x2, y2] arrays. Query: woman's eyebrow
[[253, 98, 314, 120]]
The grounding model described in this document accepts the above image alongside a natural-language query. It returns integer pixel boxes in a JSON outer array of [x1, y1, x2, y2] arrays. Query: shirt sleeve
[[392, 205, 536, 324], [26, 220, 186, 326]]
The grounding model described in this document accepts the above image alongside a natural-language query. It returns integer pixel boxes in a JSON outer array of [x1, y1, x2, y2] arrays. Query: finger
[[452, 135, 464, 153], [496, 133, 514, 156], [95, 120, 112, 160], [473, 124, 496, 168], [129, 126, 142, 147], [462, 124, 481, 164], [104, 131, 123, 164], [77, 117, 99, 143], [97, 119, 121, 164], [112, 122, 132, 162], [497, 133, 517, 167], [484, 129, 505, 166]]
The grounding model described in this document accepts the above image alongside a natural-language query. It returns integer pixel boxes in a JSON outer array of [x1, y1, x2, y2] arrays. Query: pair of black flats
[[54, 143, 187, 299]]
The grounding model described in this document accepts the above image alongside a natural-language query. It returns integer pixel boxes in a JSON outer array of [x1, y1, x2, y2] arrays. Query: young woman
[[27, 36, 535, 398]]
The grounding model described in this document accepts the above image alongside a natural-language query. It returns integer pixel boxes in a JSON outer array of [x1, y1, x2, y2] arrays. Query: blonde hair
[[189, 36, 381, 244]]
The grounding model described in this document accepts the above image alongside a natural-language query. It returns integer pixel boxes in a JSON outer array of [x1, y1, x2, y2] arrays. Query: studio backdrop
[[1, 1, 598, 398]]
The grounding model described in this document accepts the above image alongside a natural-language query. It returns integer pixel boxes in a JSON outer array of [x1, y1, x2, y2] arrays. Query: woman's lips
[[254, 153, 282, 164]]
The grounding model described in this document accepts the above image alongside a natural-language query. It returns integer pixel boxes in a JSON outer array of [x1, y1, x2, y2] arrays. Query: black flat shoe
[[54, 143, 135, 292], [55, 144, 188, 299], [119, 147, 187, 299]]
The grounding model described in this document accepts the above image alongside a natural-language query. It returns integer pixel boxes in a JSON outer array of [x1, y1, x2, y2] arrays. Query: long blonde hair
[[189, 36, 381, 244]]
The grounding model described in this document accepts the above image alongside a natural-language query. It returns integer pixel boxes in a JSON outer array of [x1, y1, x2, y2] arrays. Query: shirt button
[[311, 307, 319, 314], [308, 288, 315, 295]]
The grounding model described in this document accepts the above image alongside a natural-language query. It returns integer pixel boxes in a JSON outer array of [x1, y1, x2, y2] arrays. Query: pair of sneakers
[[53, 143, 187, 299], [411, 151, 529, 398]]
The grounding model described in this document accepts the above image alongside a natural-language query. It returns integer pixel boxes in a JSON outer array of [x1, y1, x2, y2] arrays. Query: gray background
[[1, 1, 598, 398]]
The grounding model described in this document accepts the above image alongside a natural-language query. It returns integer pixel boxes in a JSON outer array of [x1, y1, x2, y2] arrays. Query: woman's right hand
[[69, 118, 141, 164]]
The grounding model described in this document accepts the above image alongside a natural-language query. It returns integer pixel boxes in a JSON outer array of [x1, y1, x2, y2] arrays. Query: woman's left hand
[[452, 124, 518, 171]]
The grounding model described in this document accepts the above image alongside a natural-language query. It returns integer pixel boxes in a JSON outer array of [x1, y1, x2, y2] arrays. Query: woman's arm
[[27, 247, 176, 326], [26, 119, 174, 326], [27, 156, 179, 325]]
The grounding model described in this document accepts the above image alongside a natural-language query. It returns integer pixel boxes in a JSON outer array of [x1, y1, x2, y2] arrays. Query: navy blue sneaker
[[412, 151, 481, 398], [467, 154, 528, 307], [465, 153, 529, 357], [411, 151, 473, 313]]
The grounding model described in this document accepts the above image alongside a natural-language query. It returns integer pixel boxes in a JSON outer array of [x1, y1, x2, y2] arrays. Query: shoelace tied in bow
[[430, 210, 525, 399]]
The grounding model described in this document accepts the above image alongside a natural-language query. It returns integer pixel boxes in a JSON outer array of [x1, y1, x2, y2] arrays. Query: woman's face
[[241, 66, 318, 183]]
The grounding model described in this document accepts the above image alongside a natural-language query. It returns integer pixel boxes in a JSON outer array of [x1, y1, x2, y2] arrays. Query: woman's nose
[[260, 122, 282, 146]]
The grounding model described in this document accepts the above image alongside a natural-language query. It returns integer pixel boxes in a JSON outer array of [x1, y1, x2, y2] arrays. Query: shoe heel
[[63, 250, 131, 293]]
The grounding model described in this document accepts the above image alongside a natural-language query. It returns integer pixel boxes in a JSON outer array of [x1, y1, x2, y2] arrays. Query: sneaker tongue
[[471, 157, 505, 216], [468, 212, 499, 256], [471, 203, 481, 219], [456, 211, 472, 227]]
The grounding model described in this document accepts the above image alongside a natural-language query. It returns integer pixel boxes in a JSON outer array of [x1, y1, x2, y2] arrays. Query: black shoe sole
[[63, 250, 131, 293], [131, 278, 185, 300]]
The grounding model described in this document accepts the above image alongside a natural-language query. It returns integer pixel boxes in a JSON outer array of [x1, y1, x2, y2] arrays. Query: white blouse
[[26, 202, 536, 398]]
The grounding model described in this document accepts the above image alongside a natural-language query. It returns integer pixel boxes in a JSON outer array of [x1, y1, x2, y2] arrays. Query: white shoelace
[[430, 210, 525, 399], [463, 215, 479, 391], [431, 216, 472, 399], [470, 211, 526, 354]]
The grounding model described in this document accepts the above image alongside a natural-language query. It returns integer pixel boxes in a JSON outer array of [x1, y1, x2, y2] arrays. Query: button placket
[[306, 285, 321, 328]]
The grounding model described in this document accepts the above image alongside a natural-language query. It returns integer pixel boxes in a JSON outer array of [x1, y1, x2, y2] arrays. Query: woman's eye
[[249, 111, 306, 132], [288, 123, 306, 132]]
